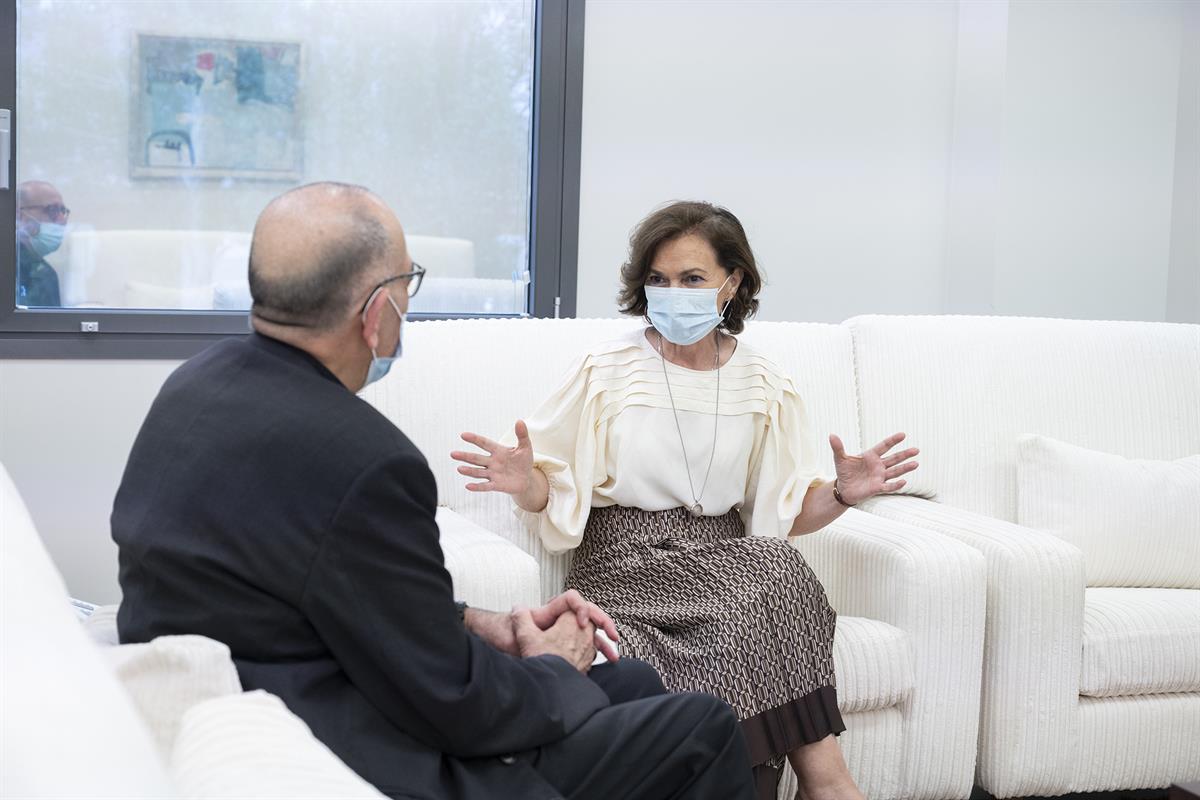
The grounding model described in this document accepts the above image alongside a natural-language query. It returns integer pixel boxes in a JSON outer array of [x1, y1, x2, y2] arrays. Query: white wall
[[0, 360, 182, 603], [577, 0, 960, 322], [994, 0, 1187, 321], [576, 0, 1199, 324], [1165, 0, 1200, 324]]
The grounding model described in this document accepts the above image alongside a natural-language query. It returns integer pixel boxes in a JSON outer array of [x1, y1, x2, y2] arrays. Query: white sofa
[[17, 313, 1192, 797], [57, 229, 523, 313], [360, 317, 989, 800], [0, 460, 538, 798], [845, 315, 1200, 797]]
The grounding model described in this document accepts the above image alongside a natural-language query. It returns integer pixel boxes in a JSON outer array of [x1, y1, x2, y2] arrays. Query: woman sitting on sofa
[[452, 201, 918, 800]]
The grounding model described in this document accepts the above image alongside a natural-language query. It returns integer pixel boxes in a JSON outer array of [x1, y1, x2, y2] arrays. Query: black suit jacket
[[17, 243, 61, 307], [114, 333, 609, 799]]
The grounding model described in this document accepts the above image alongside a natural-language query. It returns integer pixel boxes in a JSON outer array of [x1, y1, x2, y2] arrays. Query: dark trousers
[[586, 657, 668, 703], [531, 658, 757, 800]]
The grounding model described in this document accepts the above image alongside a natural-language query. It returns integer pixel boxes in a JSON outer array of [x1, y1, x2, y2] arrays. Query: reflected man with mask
[[16, 180, 67, 307], [112, 182, 755, 800]]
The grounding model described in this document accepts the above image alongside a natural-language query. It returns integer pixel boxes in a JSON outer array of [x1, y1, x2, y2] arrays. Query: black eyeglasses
[[359, 262, 427, 313], [20, 203, 71, 222]]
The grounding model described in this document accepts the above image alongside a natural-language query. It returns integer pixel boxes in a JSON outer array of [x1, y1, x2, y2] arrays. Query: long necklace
[[655, 329, 720, 517]]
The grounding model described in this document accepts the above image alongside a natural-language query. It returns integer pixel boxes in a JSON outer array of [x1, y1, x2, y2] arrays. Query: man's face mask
[[25, 220, 66, 257], [362, 290, 405, 387]]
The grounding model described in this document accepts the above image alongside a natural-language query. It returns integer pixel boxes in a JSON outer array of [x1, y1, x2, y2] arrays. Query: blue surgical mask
[[645, 275, 734, 346], [29, 222, 66, 257], [363, 295, 405, 387]]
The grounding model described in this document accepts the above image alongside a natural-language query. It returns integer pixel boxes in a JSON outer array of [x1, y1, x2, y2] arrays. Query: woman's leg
[[786, 735, 864, 800]]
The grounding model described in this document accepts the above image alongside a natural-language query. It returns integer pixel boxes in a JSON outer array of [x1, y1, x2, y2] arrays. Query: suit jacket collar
[[247, 332, 345, 388]]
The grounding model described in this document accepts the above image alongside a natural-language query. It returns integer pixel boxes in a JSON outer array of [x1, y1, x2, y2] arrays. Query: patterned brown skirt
[[566, 505, 845, 779]]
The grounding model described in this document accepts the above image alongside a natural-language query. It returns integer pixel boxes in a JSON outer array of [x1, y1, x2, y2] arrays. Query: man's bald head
[[249, 182, 403, 330], [17, 180, 62, 208]]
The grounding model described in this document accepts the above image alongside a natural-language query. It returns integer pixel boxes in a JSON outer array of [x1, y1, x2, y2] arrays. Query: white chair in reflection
[[404, 236, 528, 316], [58, 229, 522, 314], [60, 229, 249, 310]]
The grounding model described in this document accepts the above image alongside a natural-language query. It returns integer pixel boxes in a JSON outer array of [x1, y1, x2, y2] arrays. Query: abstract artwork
[[132, 33, 302, 180]]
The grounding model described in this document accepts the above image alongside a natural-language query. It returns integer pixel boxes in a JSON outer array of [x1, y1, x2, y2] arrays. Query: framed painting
[[131, 33, 303, 181]]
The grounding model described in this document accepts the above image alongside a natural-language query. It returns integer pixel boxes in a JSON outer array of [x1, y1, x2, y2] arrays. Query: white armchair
[[790, 508, 986, 800], [848, 315, 1200, 796], [864, 496, 1200, 794], [1, 461, 391, 799], [0, 447, 564, 800], [863, 496, 1089, 794]]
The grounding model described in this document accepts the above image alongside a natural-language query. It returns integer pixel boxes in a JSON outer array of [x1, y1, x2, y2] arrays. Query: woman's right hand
[[452, 420, 544, 508]]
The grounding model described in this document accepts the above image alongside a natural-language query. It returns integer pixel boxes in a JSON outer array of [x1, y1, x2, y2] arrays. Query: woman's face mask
[[645, 274, 733, 346]]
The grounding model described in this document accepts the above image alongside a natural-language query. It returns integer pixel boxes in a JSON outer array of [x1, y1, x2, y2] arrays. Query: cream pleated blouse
[[515, 328, 826, 554]]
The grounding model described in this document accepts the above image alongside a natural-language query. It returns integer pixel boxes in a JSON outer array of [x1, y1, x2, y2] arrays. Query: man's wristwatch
[[455, 601, 468, 624]]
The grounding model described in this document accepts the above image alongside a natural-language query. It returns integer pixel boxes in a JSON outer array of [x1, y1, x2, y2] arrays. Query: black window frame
[[0, 0, 584, 359]]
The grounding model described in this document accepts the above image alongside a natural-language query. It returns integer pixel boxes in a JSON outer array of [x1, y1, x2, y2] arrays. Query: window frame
[[0, 0, 584, 359]]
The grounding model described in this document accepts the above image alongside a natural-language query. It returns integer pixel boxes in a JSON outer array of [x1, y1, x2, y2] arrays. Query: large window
[[0, 0, 583, 357]]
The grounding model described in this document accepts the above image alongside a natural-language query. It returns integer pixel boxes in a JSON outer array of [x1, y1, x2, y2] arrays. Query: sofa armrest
[[792, 507, 986, 799], [859, 495, 1086, 797], [435, 507, 541, 612]]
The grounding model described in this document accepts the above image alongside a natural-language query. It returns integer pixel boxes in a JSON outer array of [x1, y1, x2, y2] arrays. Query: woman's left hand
[[829, 432, 919, 506]]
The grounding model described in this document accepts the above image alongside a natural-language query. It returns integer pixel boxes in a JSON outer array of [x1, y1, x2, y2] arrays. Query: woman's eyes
[[647, 274, 705, 286]]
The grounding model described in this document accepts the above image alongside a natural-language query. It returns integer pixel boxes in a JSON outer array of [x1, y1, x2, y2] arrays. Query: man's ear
[[361, 290, 388, 353], [15, 212, 37, 237]]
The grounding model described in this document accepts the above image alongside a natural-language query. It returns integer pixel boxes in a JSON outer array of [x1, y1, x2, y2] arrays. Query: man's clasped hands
[[461, 589, 620, 674]]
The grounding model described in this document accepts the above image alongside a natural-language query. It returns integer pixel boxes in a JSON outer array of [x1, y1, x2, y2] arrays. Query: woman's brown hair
[[617, 201, 763, 335]]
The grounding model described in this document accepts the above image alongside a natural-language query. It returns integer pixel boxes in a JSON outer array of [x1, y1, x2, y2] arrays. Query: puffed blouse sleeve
[[741, 374, 827, 538], [505, 354, 606, 554]]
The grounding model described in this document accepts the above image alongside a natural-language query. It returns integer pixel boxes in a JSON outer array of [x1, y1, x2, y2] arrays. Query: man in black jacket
[[16, 180, 66, 307], [114, 182, 755, 800]]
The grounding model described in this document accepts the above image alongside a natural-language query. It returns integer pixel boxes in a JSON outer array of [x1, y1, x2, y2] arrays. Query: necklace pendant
[[688, 502, 704, 517]]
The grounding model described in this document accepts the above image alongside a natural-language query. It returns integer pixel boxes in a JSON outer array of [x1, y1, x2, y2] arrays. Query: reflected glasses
[[359, 262, 426, 313], [20, 203, 71, 222]]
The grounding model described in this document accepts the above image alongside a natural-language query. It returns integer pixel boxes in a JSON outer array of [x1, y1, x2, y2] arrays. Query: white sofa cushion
[[831, 617, 914, 713], [1080, 588, 1200, 698], [436, 506, 541, 611], [102, 635, 244, 759], [0, 463, 175, 798], [170, 690, 386, 799], [1016, 435, 1200, 588]]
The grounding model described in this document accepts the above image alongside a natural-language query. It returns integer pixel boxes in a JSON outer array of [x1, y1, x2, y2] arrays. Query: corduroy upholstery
[[852, 315, 1200, 797]]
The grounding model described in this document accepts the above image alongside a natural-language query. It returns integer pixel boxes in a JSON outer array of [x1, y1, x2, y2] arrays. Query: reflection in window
[[15, 180, 67, 307], [16, 1, 534, 315]]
